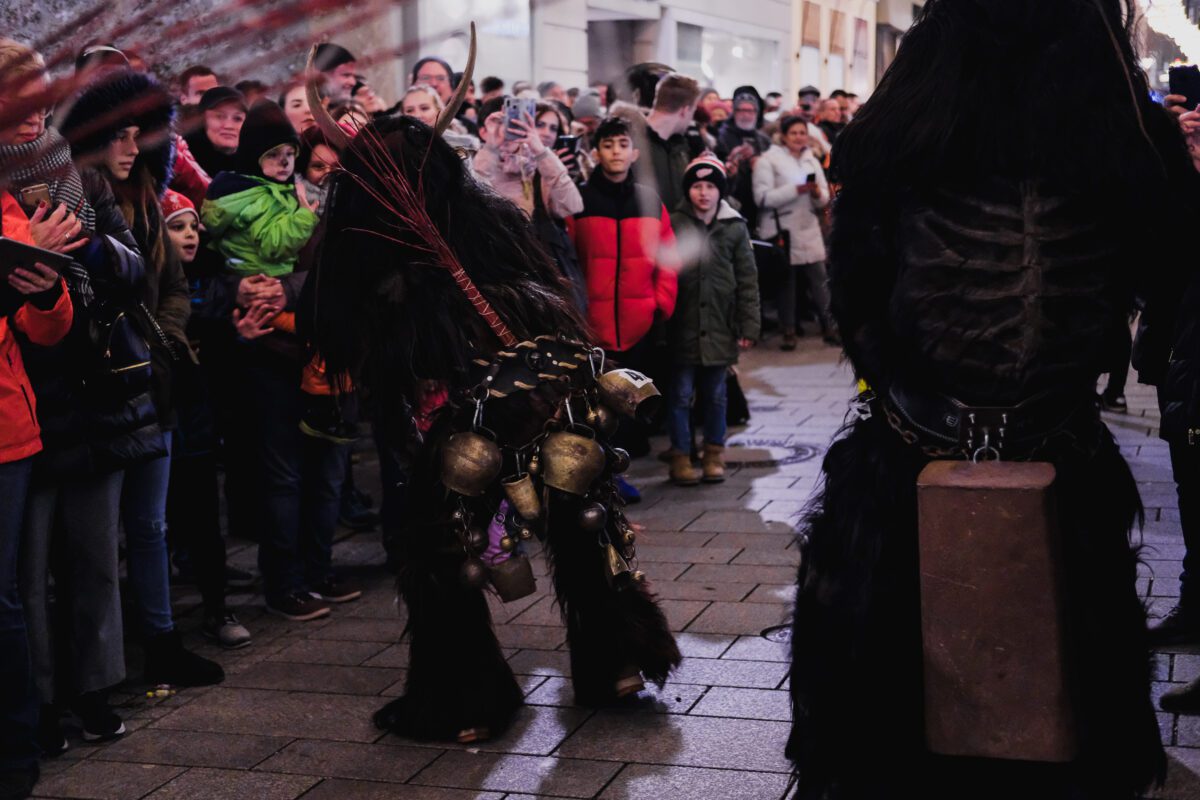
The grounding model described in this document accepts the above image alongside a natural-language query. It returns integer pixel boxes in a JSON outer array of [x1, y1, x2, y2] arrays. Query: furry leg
[[544, 492, 681, 706], [374, 462, 523, 741]]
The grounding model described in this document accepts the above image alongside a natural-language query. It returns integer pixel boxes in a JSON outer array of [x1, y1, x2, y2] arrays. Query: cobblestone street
[[27, 339, 1200, 800]]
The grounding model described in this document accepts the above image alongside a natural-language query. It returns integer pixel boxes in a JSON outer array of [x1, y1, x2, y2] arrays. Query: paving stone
[[686, 601, 790, 635], [299, 780, 503, 799], [507, 648, 573, 677], [511, 596, 567, 627], [153, 688, 381, 742], [524, 676, 706, 715], [380, 704, 593, 757], [684, 511, 795, 534], [705, 532, 797, 550], [659, 599, 712, 631], [599, 763, 791, 800], [224, 660, 404, 696], [411, 751, 621, 797], [673, 633, 736, 659], [362, 642, 410, 668], [556, 710, 792, 772], [92, 729, 292, 769], [255, 739, 439, 782], [633, 545, 742, 565], [495, 624, 567, 651], [32, 761, 184, 800], [143, 768, 317, 799], [731, 549, 800, 567], [632, 531, 717, 548], [676, 564, 797, 585], [722, 635, 790, 663], [648, 580, 753, 602], [307, 617, 406, 643], [266, 639, 389, 666], [689, 687, 791, 721], [742, 584, 796, 604], [669, 656, 789, 689]]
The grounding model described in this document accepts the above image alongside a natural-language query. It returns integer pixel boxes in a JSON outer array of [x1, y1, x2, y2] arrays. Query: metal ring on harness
[[971, 431, 1001, 463]]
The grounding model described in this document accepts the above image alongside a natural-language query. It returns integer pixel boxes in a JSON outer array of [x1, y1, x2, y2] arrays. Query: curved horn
[[305, 44, 352, 152], [435, 21, 476, 136]]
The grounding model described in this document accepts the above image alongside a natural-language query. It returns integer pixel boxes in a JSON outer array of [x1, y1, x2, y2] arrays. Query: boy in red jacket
[[568, 116, 679, 493]]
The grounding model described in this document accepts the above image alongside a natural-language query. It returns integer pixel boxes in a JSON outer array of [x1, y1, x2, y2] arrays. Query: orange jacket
[[0, 192, 73, 463]]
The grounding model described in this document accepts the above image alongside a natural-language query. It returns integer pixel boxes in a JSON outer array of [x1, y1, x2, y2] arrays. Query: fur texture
[[789, 415, 1162, 799], [310, 114, 679, 739]]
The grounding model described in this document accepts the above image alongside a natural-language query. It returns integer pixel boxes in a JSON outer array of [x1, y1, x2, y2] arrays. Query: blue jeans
[[668, 365, 728, 453], [0, 458, 38, 768], [122, 438, 174, 636], [247, 364, 349, 602]]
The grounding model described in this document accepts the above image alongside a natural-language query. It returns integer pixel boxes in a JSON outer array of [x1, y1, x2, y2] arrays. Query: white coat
[[752, 144, 830, 266]]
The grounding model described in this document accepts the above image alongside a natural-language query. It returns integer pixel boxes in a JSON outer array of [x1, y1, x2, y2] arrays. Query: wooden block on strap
[[917, 460, 1077, 762]]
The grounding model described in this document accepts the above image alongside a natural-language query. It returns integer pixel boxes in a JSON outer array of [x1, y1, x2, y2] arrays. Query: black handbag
[[86, 293, 155, 397]]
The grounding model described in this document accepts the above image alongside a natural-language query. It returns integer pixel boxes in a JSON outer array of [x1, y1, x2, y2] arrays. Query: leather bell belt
[[883, 382, 1096, 459]]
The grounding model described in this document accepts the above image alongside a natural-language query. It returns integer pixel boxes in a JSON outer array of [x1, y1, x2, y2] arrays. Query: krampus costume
[[788, 2, 1196, 798], [304, 32, 680, 742]]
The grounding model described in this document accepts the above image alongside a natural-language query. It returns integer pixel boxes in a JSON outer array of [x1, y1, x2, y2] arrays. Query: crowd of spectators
[[0, 32, 856, 799]]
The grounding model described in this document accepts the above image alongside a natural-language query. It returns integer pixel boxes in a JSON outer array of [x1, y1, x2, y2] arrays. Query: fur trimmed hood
[[58, 69, 176, 196]]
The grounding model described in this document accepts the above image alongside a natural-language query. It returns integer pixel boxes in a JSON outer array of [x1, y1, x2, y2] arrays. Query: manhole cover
[[761, 624, 792, 644], [727, 438, 821, 469]]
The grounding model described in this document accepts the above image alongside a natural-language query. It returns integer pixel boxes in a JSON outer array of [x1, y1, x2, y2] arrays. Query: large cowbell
[[917, 460, 1077, 763]]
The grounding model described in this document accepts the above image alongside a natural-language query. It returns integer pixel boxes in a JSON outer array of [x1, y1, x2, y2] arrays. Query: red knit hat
[[161, 189, 197, 224]]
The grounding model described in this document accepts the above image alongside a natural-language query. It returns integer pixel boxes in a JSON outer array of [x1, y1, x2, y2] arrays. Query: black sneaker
[[71, 691, 125, 743], [266, 592, 331, 621], [143, 630, 225, 687], [0, 763, 38, 800], [308, 577, 363, 604], [1149, 603, 1200, 647], [36, 705, 67, 758], [225, 565, 256, 589], [202, 612, 252, 650]]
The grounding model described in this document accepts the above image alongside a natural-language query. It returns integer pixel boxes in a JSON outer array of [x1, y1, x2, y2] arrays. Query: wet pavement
[[29, 337, 1200, 799]]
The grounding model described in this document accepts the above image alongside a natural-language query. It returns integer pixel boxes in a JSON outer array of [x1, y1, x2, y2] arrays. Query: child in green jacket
[[201, 100, 319, 278]]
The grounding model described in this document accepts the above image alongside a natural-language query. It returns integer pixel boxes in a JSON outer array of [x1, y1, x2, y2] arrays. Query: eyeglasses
[[416, 73, 450, 84]]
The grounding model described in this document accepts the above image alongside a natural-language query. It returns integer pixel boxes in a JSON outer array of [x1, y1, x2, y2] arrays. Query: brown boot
[[701, 444, 726, 483], [669, 453, 701, 486]]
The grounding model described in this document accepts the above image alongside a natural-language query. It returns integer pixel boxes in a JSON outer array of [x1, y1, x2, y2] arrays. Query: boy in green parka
[[666, 155, 760, 486], [201, 99, 319, 278]]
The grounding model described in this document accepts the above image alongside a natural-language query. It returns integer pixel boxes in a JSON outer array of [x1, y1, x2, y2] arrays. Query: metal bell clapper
[[441, 429, 503, 497], [597, 368, 662, 422], [605, 543, 633, 585]]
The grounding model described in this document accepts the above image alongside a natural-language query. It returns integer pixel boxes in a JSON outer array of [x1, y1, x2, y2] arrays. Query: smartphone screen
[[555, 134, 580, 154], [18, 183, 51, 211], [1170, 64, 1200, 111], [503, 98, 536, 142]]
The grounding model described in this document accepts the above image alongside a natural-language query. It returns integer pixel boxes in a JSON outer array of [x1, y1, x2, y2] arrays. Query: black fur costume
[[788, 1, 1197, 797], [307, 114, 681, 740]]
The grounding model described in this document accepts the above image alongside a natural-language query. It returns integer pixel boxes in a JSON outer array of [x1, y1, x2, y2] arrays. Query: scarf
[[0, 127, 96, 232]]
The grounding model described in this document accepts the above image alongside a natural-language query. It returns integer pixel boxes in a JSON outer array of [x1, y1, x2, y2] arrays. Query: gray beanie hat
[[573, 89, 603, 120]]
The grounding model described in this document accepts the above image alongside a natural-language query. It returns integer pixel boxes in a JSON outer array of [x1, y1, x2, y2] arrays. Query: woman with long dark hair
[[788, 1, 1198, 797], [60, 69, 224, 688]]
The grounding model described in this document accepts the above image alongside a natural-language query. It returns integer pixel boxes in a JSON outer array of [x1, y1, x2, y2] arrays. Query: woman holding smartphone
[[753, 115, 837, 350]]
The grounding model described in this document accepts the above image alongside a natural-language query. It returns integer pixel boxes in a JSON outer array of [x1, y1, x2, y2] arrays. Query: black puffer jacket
[[19, 166, 165, 480]]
